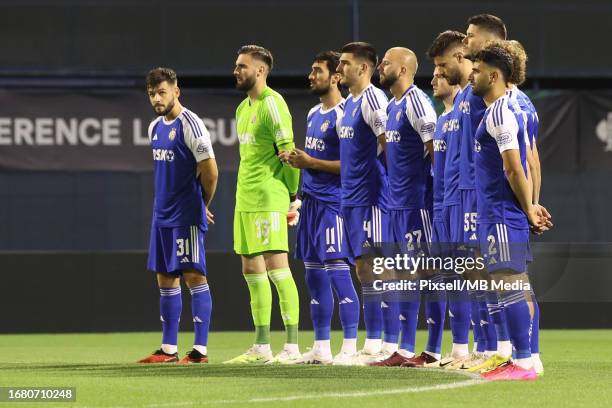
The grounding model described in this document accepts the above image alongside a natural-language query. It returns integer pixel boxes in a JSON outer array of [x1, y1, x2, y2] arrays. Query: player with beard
[[371, 48, 440, 367], [280, 51, 360, 364], [470, 45, 546, 380], [139, 67, 218, 364], [224, 45, 302, 364], [336, 42, 394, 365], [424, 31, 474, 368], [464, 15, 551, 375]]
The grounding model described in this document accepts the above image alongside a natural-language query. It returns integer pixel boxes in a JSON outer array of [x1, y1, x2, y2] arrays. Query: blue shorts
[[431, 207, 451, 257], [147, 223, 207, 275], [446, 204, 463, 247], [478, 222, 529, 273], [460, 189, 478, 247], [295, 196, 350, 263], [389, 208, 432, 256], [341, 205, 391, 258]]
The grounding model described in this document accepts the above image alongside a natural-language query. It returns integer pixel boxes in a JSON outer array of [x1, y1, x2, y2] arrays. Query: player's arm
[[184, 114, 218, 221], [363, 90, 389, 153], [197, 158, 218, 207], [407, 92, 437, 164], [282, 148, 341, 174], [491, 109, 543, 230], [265, 95, 300, 197], [531, 141, 542, 205]]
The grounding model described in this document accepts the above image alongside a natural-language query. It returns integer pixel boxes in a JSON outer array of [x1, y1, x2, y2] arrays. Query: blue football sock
[[530, 290, 540, 354], [381, 281, 400, 344], [470, 290, 485, 352], [501, 290, 532, 359], [446, 276, 470, 345], [362, 282, 383, 340], [326, 261, 359, 339], [476, 290, 497, 352], [398, 288, 420, 353], [305, 262, 333, 341], [424, 274, 446, 354], [189, 283, 211, 348], [486, 290, 510, 341], [160, 286, 182, 347]]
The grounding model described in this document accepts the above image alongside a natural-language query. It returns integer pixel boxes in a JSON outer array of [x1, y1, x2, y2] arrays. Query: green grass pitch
[[1, 330, 611, 407]]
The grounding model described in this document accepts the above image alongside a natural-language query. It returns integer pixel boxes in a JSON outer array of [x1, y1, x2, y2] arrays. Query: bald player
[[372, 48, 438, 367]]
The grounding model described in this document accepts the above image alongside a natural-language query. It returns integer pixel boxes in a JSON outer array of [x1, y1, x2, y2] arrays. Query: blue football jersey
[[442, 86, 466, 207], [507, 86, 539, 147], [458, 84, 487, 190], [148, 108, 215, 228], [301, 100, 344, 207], [339, 84, 389, 207], [385, 85, 437, 209], [474, 95, 528, 228], [433, 110, 453, 213]]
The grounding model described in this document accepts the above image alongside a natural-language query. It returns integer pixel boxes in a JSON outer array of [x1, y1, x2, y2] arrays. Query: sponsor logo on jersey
[[305, 136, 326, 151], [338, 126, 354, 139], [238, 133, 255, 144], [308, 121, 312, 128], [320, 120, 330, 132], [152, 148, 175, 162], [352, 107, 358, 117], [595, 112, 612, 152], [168, 127, 177, 141], [496, 131, 512, 146], [275, 129, 286, 142], [396, 110, 402, 121], [152, 134, 158, 141], [447, 118, 460, 132], [339, 297, 354, 304], [385, 130, 401, 143], [326, 245, 336, 253], [421, 122, 435, 134], [180, 256, 190, 263], [196, 143, 208, 154], [250, 114, 257, 124], [433, 139, 447, 152]]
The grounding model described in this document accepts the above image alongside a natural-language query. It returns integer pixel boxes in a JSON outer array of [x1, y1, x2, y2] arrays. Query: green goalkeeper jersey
[[235, 87, 299, 213]]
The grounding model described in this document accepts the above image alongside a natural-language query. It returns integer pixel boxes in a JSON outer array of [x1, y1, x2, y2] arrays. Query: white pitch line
[[142, 376, 485, 407]]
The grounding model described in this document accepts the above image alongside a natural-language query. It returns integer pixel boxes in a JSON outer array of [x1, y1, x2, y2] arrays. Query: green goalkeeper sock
[[268, 267, 300, 344], [243, 272, 272, 344]]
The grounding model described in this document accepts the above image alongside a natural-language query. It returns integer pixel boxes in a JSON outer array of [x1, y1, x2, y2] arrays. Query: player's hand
[[527, 205, 547, 234], [278, 150, 292, 164], [530, 204, 553, 235], [535, 204, 553, 228], [287, 198, 302, 227], [283, 148, 313, 169], [206, 208, 215, 225]]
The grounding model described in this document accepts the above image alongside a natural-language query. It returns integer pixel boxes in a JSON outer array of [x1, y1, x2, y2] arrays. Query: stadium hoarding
[[1, 89, 612, 171], [0, 89, 313, 171]]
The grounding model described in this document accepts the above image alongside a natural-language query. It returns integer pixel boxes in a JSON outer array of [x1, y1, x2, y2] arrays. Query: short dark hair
[[145, 67, 177, 89], [341, 42, 378, 69], [314, 51, 341, 75], [427, 30, 466, 59], [467, 14, 507, 40], [238, 45, 274, 70], [473, 46, 514, 83]]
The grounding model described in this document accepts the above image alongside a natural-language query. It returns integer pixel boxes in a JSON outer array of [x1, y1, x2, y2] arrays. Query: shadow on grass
[[0, 363, 470, 382]]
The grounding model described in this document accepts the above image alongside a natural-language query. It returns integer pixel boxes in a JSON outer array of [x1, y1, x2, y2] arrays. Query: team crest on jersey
[[251, 114, 257, 124], [474, 140, 481, 153], [320, 120, 330, 132], [168, 128, 177, 141], [396, 110, 401, 121], [352, 107, 358, 117]]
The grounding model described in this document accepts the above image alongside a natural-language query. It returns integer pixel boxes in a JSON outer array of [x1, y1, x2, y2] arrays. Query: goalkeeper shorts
[[233, 211, 288, 255]]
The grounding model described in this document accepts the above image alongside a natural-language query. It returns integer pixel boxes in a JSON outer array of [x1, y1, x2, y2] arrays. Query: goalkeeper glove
[[287, 198, 302, 227]]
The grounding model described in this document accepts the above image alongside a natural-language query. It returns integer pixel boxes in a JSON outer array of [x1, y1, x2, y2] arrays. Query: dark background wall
[[1, 0, 611, 79]]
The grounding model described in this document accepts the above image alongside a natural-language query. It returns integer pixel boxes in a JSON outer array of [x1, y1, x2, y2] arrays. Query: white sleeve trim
[[405, 90, 437, 143], [486, 100, 519, 154], [361, 87, 388, 137], [181, 111, 215, 161]]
